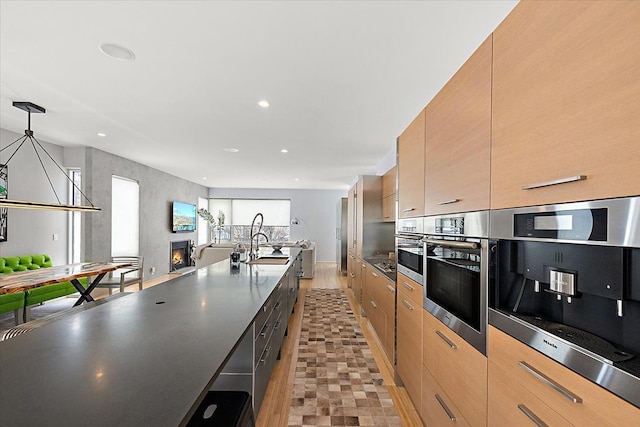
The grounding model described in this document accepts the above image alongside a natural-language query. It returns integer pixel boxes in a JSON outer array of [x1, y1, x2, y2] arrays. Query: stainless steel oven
[[396, 217, 424, 284], [423, 210, 489, 355], [489, 196, 640, 408]]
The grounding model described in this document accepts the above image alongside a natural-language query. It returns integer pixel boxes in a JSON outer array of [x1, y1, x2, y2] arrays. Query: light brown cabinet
[[421, 364, 471, 427], [363, 262, 395, 361], [491, 1, 640, 209], [382, 166, 396, 223], [397, 110, 426, 218], [423, 311, 487, 427], [424, 36, 492, 215], [347, 185, 356, 254], [396, 273, 423, 412], [489, 326, 640, 427]]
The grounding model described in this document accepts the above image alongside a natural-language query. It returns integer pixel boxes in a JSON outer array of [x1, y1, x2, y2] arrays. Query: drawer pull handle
[[436, 330, 457, 349], [403, 207, 416, 212], [434, 394, 456, 421], [386, 285, 395, 293], [402, 282, 414, 291], [522, 175, 587, 190], [260, 346, 270, 365], [370, 300, 377, 309], [260, 323, 270, 337], [402, 300, 414, 310], [437, 199, 459, 205], [274, 319, 281, 330], [372, 272, 378, 278], [517, 404, 548, 427], [350, 273, 356, 278], [518, 361, 582, 403], [274, 302, 280, 310]]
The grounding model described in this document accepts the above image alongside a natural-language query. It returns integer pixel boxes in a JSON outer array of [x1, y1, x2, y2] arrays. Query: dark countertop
[[0, 248, 298, 427], [364, 256, 396, 282]]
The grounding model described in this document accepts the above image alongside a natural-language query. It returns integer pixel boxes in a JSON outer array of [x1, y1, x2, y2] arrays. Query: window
[[68, 169, 82, 263], [197, 197, 209, 245], [111, 176, 139, 257], [208, 199, 290, 243]]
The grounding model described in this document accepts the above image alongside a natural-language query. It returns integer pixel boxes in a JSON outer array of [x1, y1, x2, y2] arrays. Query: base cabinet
[[488, 326, 640, 427], [363, 262, 395, 361], [396, 273, 423, 412], [421, 365, 471, 427], [423, 311, 487, 427]]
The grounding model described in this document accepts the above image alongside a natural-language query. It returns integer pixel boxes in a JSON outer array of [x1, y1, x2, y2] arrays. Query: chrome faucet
[[248, 213, 269, 260]]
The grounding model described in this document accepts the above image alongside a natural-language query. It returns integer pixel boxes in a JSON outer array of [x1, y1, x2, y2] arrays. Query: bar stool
[[187, 391, 255, 427]]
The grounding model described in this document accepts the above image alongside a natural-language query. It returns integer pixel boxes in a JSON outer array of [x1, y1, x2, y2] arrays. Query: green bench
[[0, 255, 87, 325]]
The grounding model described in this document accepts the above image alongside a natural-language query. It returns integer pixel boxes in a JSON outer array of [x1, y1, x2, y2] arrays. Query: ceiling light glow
[[258, 100, 270, 108], [280, 149, 288, 153], [224, 148, 239, 153], [97, 132, 106, 137]]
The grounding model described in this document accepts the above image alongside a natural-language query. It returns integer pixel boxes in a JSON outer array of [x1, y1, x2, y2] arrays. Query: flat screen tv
[[172, 201, 197, 232]]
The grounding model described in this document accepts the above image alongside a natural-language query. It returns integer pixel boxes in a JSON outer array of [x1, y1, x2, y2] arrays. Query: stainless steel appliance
[[423, 210, 489, 355], [489, 197, 640, 407], [396, 217, 424, 284]]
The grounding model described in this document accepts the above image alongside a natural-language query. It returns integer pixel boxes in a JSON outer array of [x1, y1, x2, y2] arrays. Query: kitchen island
[[0, 248, 300, 427]]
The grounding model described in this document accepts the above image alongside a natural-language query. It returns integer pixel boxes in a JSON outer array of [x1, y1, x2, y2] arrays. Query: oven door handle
[[395, 233, 424, 240], [423, 238, 478, 250]]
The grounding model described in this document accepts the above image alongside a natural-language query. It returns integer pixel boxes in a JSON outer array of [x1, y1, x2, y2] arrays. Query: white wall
[[0, 128, 68, 262], [209, 188, 347, 262]]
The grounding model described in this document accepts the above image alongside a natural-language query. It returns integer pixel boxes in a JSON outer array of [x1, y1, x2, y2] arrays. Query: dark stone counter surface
[[0, 248, 298, 427], [365, 256, 396, 282]]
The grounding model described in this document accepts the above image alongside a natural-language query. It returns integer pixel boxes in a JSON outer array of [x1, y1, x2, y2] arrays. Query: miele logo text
[[543, 339, 558, 349]]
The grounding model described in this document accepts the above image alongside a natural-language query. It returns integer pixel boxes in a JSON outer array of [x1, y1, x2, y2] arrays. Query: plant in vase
[[216, 210, 225, 243]]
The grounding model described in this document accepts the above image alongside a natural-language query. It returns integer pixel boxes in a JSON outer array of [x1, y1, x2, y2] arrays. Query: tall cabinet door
[[491, 1, 640, 209], [397, 109, 426, 218], [424, 36, 492, 215], [347, 185, 356, 254]]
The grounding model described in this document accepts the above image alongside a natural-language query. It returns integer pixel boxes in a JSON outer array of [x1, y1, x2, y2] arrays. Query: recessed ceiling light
[[258, 100, 270, 108], [97, 132, 106, 137], [224, 148, 239, 153], [280, 149, 288, 153], [99, 43, 136, 61], [202, 177, 207, 180], [294, 178, 299, 181]]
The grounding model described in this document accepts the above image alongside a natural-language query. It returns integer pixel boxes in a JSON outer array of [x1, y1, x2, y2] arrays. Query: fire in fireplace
[[170, 240, 192, 272]]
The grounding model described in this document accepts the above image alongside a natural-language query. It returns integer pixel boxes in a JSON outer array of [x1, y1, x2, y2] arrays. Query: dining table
[[0, 261, 132, 306]]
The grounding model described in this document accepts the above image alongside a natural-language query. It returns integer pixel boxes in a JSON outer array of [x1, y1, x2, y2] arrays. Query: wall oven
[[396, 217, 424, 284], [489, 197, 640, 408], [423, 210, 489, 355]]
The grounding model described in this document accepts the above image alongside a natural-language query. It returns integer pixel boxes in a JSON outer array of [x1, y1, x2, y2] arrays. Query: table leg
[[72, 272, 107, 307]]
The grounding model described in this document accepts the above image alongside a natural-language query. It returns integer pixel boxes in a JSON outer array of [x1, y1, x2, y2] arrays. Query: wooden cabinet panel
[[398, 109, 426, 218], [382, 166, 396, 198], [356, 178, 364, 259], [347, 251, 355, 290], [396, 291, 422, 411], [424, 36, 492, 215], [397, 272, 423, 306], [363, 264, 395, 360], [489, 361, 573, 427], [382, 194, 395, 223], [491, 1, 640, 208], [421, 364, 470, 427], [423, 311, 487, 427], [347, 186, 356, 253], [489, 326, 640, 426], [363, 290, 386, 346]]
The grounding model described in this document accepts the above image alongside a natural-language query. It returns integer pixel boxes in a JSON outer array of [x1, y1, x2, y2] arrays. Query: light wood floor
[[255, 263, 423, 427]]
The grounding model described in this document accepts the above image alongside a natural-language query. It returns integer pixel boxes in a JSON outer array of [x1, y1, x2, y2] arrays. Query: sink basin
[[246, 257, 289, 265]]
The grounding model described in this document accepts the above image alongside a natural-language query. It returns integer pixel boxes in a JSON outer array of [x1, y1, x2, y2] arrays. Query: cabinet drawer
[[421, 364, 470, 427], [254, 311, 273, 367], [489, 361, 572, 427], [489, 326, 640, 427], [397, 272, 423, 306], [254, 294, 274, 339], [363, 291, 386, 346], [423, 311, 487, 427], [396, 291, 422, 410]]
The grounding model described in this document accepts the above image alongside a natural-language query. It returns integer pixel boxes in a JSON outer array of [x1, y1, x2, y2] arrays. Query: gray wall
[[209, 188, 347, 262], [82, 148, 209, 278], [0, 128, 69, 262]]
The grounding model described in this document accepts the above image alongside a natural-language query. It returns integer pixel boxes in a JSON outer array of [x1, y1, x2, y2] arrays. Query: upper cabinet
[[382, 166, 396, 222], [491, 1, 640, 209], [398, 110, 426, 218], [424, 36, 492, 215]]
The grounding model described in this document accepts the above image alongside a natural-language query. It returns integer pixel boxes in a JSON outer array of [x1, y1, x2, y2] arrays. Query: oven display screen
[[534, 214, 573, 230]]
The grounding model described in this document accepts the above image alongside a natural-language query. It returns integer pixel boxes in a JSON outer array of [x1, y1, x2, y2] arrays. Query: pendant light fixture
[[0, 101, 101, 212]]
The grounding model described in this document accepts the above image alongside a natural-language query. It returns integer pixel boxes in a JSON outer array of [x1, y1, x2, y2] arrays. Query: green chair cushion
[[0, 292, 26, 315]]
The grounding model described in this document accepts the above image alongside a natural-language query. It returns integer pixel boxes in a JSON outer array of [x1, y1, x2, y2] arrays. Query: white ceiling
[[0, 0, 517, 190]]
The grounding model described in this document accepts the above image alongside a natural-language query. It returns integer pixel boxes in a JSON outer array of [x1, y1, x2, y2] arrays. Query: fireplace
[[170, 240, 192, 272]]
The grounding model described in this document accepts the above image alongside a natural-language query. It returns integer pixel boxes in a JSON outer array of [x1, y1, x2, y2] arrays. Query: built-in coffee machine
[[489, 197, 640, 407]]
